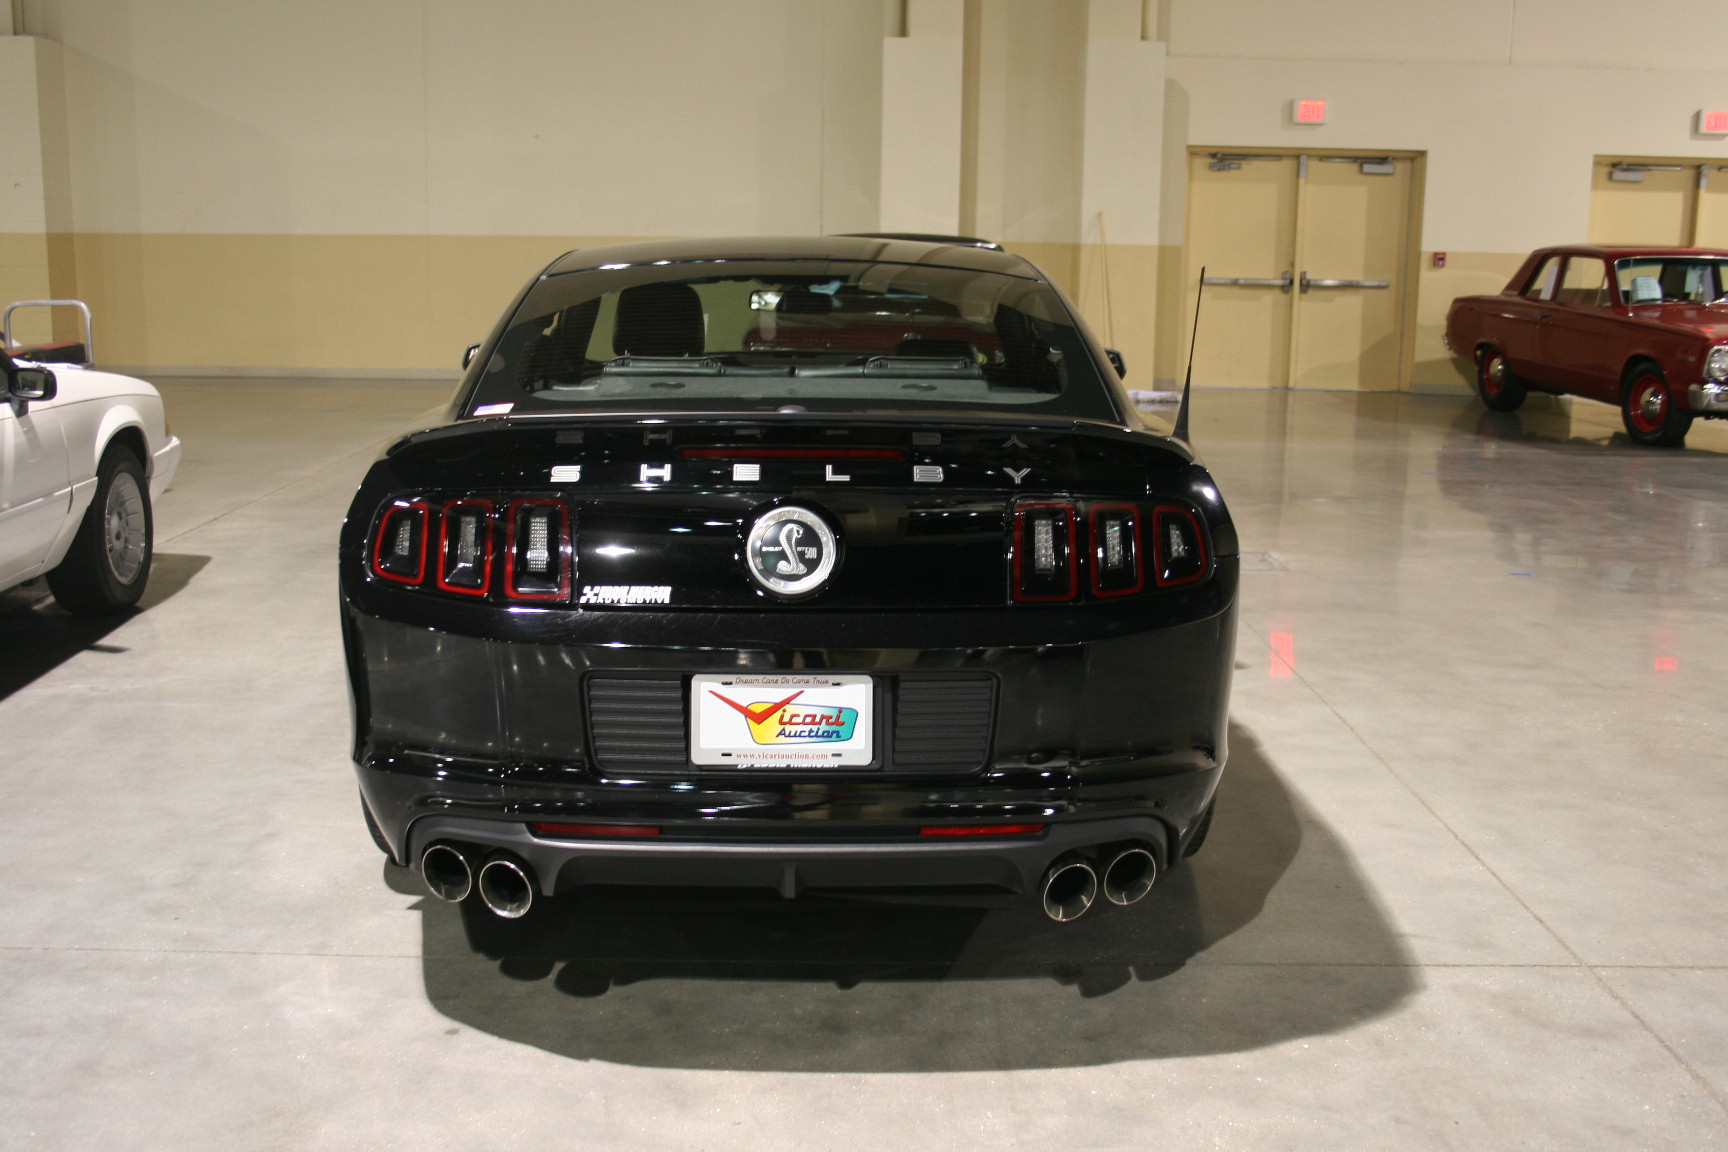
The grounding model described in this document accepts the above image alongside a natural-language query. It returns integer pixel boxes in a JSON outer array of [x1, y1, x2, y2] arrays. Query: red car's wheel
[[1621, 365, 1692, 447], [1476, 347, 1527, 412]]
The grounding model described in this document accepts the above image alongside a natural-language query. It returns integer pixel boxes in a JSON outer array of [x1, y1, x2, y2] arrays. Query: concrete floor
[[3, 377, 1727, 1149]]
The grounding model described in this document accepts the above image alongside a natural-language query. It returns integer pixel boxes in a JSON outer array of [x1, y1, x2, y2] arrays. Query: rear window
[[1614, 256, 1728, 305], [461, 259, 1119, 421]]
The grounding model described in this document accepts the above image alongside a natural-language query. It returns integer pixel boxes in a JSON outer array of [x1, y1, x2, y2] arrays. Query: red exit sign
[[1700, 109, 1728, 135], [1291, 99, 1328, 125]]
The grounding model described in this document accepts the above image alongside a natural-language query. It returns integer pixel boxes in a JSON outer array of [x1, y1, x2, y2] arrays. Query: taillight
[[1088, 503, 1144, 596], [1012, 501, 1078, 601], [436, 498, 495, 595], [1152, 505, 1207, 586], [505, 499, 571, 600], [371, 501, 429, 584]]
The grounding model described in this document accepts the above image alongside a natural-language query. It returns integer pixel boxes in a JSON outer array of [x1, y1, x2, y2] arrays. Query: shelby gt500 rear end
[[339, 236, 1236, 922]]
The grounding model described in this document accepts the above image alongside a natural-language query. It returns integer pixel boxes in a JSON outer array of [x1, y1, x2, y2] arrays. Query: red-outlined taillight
[[1012, 500, 1079, 602], [1152, 505, 1208, 587], [436, 498, 495, 596], [1088, 502, 1144, 597], [504, 498, 572, 601], [371, 500, 430, 584]]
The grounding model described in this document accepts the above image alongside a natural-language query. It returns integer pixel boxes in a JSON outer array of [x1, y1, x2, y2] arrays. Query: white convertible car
[[1, 301, 180, 615]]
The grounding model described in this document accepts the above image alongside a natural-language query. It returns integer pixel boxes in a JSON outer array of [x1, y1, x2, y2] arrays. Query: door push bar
[[1202, 271, 1293, 292], [1300, 273, 1390, 293], [1199, 271, 1391, 293]]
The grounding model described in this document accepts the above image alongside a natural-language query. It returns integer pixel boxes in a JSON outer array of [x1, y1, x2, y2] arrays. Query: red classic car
[[1446, 245, 1728, 446]]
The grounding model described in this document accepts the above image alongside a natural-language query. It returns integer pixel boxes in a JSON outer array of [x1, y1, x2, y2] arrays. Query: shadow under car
[[405, 722, 1416, 1071]]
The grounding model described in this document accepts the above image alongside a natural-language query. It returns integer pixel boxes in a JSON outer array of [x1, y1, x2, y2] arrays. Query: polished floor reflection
[[0, 380, 1725, 1148]]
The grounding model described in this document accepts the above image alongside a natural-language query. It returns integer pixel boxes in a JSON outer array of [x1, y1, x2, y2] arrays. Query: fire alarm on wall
[[1433, 252, 1447, 269], [1290, 99, 1327, 125]]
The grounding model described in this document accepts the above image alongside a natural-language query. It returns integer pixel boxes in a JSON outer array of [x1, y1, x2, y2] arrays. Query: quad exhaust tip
[[420, 843, 473, 903], [1101, 846, 1158, 906], [1041, 855, 1099, 922], [476, 855, 536, 919]]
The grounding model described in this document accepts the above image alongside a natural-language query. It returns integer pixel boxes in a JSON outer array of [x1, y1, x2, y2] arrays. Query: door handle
[[1202, 271, 1293, 293], [1299, 272, 1391, 293]]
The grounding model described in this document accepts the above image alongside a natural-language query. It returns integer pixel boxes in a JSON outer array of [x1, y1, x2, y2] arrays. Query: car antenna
[[1172, 265, 1204, 443]]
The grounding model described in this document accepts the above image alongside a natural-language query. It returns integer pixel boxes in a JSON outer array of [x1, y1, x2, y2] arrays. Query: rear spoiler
[[835, 232, 1004, 252]]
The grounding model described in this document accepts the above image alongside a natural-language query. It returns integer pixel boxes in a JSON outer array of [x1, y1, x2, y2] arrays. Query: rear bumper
[[405, 813, 1178, 898], [345, 560, 1235, 895]]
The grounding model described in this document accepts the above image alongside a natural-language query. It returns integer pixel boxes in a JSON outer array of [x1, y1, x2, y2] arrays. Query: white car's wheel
[[47, 445, 152, 615]]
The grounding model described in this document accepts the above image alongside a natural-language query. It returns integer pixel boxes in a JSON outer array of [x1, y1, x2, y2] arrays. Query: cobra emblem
[[774, 523, 808, 576], [744, 504, 837, 597]]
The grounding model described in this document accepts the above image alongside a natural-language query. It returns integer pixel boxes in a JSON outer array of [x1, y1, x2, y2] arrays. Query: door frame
[[1588, 154, 1728, 247], [1181, 145, 1427, 391]]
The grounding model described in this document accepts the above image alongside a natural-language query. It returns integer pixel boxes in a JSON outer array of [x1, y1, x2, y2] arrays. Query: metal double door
[[1183, 148, 1419, 390]]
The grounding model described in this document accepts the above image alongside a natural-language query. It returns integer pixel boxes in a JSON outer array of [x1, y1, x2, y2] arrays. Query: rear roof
[[543, 235, 1044, 280], [1540, 244, 1728, 260]]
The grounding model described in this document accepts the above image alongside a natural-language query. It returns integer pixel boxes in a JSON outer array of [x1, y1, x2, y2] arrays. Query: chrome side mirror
[[1105, 349, 1127, 379], [462, 343, 482, 369]]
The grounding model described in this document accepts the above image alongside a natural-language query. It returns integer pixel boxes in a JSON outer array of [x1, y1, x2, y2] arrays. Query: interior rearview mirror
[[9, 365, 56, 402], [1105, 349, 1127, 379], [463, 343, 481, 369]]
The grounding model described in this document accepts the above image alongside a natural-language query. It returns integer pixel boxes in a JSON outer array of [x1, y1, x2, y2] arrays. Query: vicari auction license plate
[[690, 673, 874, 768]]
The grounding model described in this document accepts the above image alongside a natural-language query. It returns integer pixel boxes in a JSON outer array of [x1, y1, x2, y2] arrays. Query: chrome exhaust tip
[[476, 855, 535, 919], [420, 843, 473, 903], [1101, 846, 1158, 906], [1040, 855, 1099, 922]]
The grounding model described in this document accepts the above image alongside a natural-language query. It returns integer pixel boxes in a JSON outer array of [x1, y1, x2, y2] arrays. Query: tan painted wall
[[1168, 0, 1728, 70], [0, 36, 73, 345], [9, 0, 1728, 379], [19, 1, 891, 369], [63, 233, 668, 372]]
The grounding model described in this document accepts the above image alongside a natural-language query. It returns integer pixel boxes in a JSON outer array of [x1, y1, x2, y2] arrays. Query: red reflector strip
[[529, 822, 661, 838], [677, 447, 905, 460], [919, 823, 1048, 837]]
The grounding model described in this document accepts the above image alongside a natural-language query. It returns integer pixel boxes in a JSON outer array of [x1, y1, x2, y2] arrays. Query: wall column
[[1076, 0, 1165, 385], [879, 0, 965, 235], [0, 35, 73, 346]]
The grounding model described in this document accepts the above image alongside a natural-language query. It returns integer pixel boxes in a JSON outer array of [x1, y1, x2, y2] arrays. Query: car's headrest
[[613, 283, 706, 357]]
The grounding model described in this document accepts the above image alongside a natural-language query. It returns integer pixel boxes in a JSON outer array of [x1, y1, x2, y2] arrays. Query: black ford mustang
[[340, 235, 1236, 923]]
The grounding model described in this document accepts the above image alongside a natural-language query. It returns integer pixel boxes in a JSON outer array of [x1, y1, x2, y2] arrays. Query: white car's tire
[[47, 445, 152, 615]]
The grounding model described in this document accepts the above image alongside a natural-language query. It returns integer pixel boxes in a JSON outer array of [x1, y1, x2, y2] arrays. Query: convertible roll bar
[[3, 299, 94, 367]]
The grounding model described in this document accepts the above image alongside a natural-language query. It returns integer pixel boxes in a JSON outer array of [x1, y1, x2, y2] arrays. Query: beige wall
[[12, 0, 892, 370], [5, 0, 1728, 379], [0, 35, 73, 345]]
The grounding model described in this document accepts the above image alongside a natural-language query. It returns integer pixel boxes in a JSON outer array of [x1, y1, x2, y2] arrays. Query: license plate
[[690, 673, 874, 768]]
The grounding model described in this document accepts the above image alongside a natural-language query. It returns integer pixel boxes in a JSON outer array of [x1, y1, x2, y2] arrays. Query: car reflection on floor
[[1437, 404, 1728, 594]]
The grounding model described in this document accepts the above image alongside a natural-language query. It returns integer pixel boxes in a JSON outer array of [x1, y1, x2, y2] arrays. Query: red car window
[[1521, 256, 1561, 301], [1556, 257, 1610, 308]]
